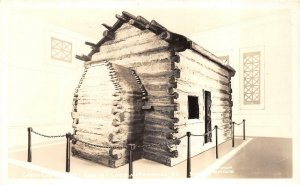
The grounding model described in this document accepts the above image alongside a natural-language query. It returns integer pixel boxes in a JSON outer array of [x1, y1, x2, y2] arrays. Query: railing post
[[215, 126, 218, 159], [128, 144, 135, 179], [186, 132, 191, 178], [232, 122, 235, 147], [243, 119, 246, 140], [66, 133, 71, 172], [27, 127, 32, 162]]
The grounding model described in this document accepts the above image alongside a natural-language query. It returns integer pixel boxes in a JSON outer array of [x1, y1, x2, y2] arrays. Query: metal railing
[[26, 119, 246, 179]]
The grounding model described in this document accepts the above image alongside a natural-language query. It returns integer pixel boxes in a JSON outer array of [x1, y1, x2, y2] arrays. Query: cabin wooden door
[[204, 91, 212, 143]]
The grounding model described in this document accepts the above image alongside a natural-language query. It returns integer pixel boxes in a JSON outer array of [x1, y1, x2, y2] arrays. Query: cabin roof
[[76, 11, 235, 76]]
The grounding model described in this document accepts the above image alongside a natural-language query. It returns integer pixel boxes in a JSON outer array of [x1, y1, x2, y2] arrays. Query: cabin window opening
[[188, 96, 199, 119]]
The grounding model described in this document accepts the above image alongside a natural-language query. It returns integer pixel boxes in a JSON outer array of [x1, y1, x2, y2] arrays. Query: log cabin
[[72, 11, 236, 168]]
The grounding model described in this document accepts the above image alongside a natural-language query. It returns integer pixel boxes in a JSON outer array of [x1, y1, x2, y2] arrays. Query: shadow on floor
[[209, 137, 292, 178]]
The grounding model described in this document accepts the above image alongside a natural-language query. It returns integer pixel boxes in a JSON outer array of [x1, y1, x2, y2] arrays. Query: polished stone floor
[[8, 137, 292, 179]]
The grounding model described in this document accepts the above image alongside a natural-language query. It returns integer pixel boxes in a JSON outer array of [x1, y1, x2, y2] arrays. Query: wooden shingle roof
[[76, 11, 235, 76]]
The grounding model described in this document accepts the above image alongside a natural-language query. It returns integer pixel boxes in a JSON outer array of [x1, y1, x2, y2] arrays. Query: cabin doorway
[[204, 91, 212, 143]]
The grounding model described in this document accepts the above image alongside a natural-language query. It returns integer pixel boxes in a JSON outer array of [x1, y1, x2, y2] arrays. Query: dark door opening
[[204, 91, 212, 143]]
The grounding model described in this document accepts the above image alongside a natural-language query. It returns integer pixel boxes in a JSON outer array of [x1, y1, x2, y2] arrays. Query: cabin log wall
[[170, 49, 233, 165], [73, 19, 234, 167], [71, 60, 145, 168]]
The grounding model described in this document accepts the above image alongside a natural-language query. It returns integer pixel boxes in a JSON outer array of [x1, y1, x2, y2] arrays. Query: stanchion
[[232, 122, 235, 147], [243, 119, 246, 140], [66, 133, 71, 172], [27, 127, 32, 162], [186, 132, 191, 178], [128, 144, 135, 179], [214, 126, 218, 159]]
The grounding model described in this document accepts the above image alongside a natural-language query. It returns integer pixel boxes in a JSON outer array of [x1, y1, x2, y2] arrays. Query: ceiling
[[8, 1, 291, 39]]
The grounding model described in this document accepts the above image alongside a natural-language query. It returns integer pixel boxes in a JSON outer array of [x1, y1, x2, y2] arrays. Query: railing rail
[[26, 119, 246, 178]]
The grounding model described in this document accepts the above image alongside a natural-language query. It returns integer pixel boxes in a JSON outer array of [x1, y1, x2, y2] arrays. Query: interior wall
[[6, 12, 93, 149], [190, 10, 292, 138]]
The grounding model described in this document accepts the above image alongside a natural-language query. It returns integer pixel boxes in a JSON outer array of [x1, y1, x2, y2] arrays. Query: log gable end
[[72, 11, 235, 167]]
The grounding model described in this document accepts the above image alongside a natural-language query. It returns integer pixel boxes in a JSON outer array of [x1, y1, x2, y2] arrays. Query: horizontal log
[[143, 84, 172, 93], [84, 62, 108, 68], [150, 104, 179, 112], [111, 106, 144, 114], [145, 113, 178, 125], [71, 112, 113, 120], [177, 60, 229, 85], [145, 89, 176, 97], [139, 76, 174, 86], [146, 97, 174, 105], [103, 23, 147, 44], [91, 39, 170, 62], [135, 61, 174, 75], [179, 50, 230, 79], [78, 76, 118, 83], [84, 65, 112, 73], [73, 141, 112, 157], [74, 132, 111, 145], [100, 29, 159, 54], [73, 131, 144, 148], [74, 97, 118, 103], [73, 126, 117, 136], [88, 50, 171, 69], [112, 119, 144, 126], [76, 95, 144, 102], [77, 81, 116, 87], [144, 122, 178, 133], [210, 113, 231, 120], [76, 103, 113, 110], [76, 84, 116, 91], [143, 150, 171, 166], [72, 146, 143, 168], [143, 148, 178, 158], [177, 70, 229, 89], [144, 129, 177, 140], [74, 118, 112, 126], [144, 132, 174, 143], [138, 69, 179, 78], [143, 136, 181, 146], [72, 147, 112, 167], [82, 70, 117, 78], [145, 110, 178, 121], [143, 141, 178, 152], [75, 108, 112, 115], [74, 97, 144, 106], [113, 151, 143, 167], [76, 89, 120, 95], [177, 80, 229, 94], [109, 132, 144, 143], [74, 122, 145, 134], [76, 99, 115, 105], [111, 112, 144, 124]]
